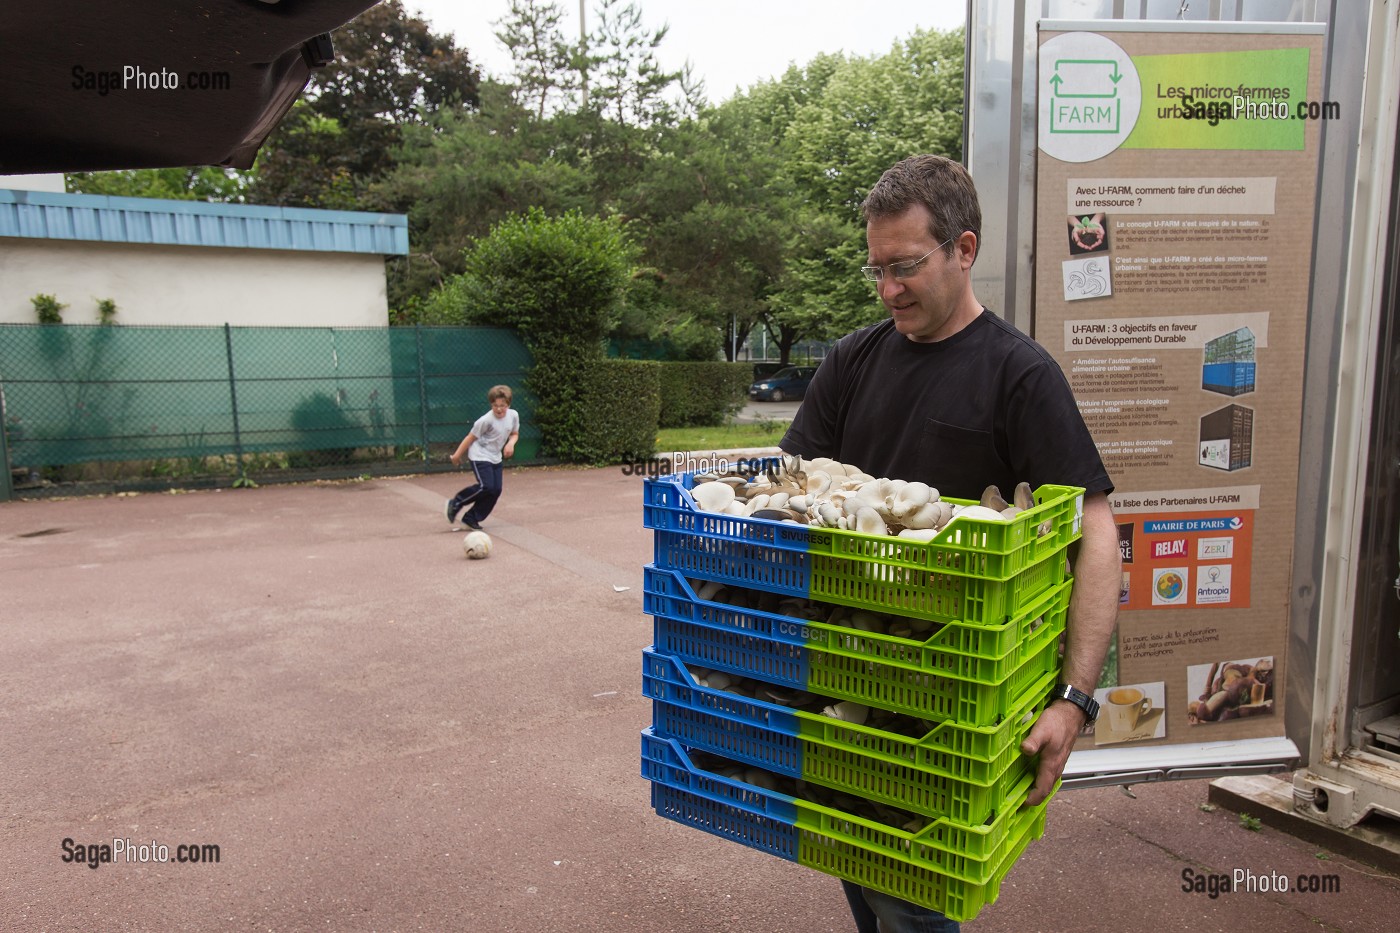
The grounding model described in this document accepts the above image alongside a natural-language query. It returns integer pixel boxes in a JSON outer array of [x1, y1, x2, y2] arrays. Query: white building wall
[[0, 238, 389, 327]]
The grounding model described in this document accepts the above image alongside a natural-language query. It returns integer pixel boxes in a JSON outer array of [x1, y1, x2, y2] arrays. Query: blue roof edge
[[0, 188, 409, 256]]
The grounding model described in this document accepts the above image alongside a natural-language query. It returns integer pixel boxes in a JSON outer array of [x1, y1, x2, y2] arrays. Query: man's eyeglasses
[[860, 237, 953, 283]]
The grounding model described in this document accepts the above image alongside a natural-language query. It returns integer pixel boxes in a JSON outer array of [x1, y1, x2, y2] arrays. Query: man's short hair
[[488, 384, 513, 403], [861, 155, 982, 262]]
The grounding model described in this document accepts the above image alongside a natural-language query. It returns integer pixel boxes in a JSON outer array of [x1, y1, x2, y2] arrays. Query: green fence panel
[[0, 323, 538, 473]]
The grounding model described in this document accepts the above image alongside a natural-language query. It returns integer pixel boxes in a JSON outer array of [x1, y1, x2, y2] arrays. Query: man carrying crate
[[780, 154, 1121, 933]]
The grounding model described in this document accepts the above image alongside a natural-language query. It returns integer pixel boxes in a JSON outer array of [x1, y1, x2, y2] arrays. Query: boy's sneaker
[[464, 518, 482, 531], [444, 499, 456, 523]]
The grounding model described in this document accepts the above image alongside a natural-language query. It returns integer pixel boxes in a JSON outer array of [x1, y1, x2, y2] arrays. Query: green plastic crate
[[804, 483, 1083, 579], [643, 729, 1053, 885], [809, 543, 1068, 627], [810, 578, 1073, 684], [805, 602, 1065, 723], [795, 669, 1058, 791]]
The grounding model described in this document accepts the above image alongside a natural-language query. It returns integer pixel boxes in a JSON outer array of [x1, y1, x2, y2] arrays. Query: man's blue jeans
[[841, 881, 960, 933]]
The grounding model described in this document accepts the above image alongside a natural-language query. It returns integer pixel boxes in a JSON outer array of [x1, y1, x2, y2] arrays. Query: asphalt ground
[[735, 399, 801, 424], [2, 465, 1398, 932]]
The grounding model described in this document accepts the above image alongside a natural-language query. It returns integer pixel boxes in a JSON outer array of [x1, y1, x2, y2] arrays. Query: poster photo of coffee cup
[[1092, 681, 1166, 746], [1186, 655, 1275, 725]]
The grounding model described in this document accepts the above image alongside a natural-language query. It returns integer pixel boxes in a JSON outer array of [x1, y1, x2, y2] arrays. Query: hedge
[[555, 358, 661, 464], [658, 362, 753, 428]]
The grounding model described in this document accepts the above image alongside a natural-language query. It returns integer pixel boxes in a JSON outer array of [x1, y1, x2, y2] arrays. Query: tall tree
[[586, 0, 684, 127], [494, 0, 580, 119], [774, 28, 966, 342]]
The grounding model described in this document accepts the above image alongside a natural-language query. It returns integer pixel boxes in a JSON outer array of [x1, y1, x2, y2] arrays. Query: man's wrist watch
[[1048, 683, 1100, 724]]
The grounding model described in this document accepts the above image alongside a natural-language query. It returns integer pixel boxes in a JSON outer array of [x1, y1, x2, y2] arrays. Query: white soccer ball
[[463, 530, 493, 560]]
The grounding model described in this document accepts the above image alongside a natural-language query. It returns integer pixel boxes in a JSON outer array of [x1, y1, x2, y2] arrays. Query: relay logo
[[1153, 538, 1188, 559], [1144, 517, 1243, 533]]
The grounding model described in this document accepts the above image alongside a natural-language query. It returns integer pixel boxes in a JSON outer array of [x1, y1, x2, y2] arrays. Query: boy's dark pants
[[449, 460, 504, 524]]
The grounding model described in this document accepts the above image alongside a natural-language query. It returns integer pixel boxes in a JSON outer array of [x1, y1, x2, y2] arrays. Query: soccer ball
[[463, 530, 492, 559]]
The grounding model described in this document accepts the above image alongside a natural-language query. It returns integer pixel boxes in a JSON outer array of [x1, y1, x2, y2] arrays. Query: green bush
[[31, 293, 65, 324], [427, 208, 645, 462], [658, 362, 752, 428], [561, 358, 661, 464]]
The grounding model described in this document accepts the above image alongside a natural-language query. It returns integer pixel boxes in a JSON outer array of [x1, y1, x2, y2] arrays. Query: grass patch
[[656, 419, 788, 452]]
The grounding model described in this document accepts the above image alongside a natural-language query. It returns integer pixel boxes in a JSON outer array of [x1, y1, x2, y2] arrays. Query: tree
[[494, 0, 580, 119], [247, 0, 481, 208], [376, 83, 595, 311], [65, 167, 250, 201], [424, 208, 638, 460], [771, 28, 966, 344], [586, 0, 684, 127]]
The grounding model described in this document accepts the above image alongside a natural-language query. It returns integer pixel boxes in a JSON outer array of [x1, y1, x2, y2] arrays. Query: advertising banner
[[1034, 24, 1324, 754]]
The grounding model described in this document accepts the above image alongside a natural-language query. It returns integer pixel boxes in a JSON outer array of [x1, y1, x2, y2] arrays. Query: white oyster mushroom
[[949, 504, 1010, 523], [845, 469, 875, 484], [890, 482, 936, 521], [696, 579, 727, 601], [723, 501, 746, 516], [821, 701, 870, 724], [846, 609, 885, 632], [744, 768, 780, 790], [786, 494, 810, 513], [857, 477, 891, 501], [692, 480, 735, 512], [854, 506, 888, 536], [815, 501, 844, 528], [805, 470, 833, 498], [897, 528, 940, 542], [898, 500, 943, 530], [766, 491, 790, 510], [704, 671, 733, 690], [742, 493, 771, 516]]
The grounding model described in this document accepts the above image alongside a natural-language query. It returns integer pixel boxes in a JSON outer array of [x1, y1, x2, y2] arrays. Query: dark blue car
[[748, 366, 817, 402]]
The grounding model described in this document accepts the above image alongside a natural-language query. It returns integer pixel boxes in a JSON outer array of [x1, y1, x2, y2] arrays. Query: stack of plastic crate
[[639, 461, 1085, 922]]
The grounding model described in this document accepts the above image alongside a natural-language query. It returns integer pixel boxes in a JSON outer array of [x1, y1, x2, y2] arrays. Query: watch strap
[[1050, 683, 1100, 724]]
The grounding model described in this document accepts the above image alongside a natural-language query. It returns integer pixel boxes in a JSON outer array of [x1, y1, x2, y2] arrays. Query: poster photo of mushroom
[[1186, 656, 1275, 725], [1092, 680, 1166, 746]]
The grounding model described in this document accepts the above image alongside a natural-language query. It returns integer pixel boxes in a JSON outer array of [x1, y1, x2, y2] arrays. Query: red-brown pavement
[[2, 465, 1396, 932]]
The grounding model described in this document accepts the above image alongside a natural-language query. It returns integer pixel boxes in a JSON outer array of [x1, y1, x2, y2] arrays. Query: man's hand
[[449, 452, 461, 466], [1020, 700, 1086, 805]]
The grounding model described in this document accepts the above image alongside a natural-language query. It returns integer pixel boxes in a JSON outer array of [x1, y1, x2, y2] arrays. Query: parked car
[[748, 366, 818, 402]]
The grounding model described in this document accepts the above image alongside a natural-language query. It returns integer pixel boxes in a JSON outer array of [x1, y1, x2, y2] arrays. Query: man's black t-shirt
[[780, 310, 1112, 501]]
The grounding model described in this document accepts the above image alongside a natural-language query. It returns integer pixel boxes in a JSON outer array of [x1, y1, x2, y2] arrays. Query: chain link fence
[[0, 324, 537, 498]]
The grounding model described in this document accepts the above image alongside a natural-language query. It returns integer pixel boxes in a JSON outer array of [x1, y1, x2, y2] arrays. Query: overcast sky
[[403, 1, 966, 103]]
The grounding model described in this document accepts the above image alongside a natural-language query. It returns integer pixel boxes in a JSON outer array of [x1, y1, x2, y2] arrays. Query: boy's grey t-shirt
[[467, 409, 520, 463]]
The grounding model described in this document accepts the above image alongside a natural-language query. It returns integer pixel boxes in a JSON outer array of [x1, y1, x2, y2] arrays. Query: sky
[[403, 1, 967, 103]]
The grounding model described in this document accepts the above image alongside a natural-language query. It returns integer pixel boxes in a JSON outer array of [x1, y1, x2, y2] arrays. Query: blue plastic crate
[[645, 567, 1067, 724], [646, 649, 1050, 823], [641, 730, 1052, 902]]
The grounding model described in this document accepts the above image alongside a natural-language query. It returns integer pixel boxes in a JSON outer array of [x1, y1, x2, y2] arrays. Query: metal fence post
[[415, 325, 430, 460], [224, 324, 245, 470]]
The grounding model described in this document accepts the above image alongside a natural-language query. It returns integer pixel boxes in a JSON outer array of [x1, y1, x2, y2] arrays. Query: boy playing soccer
[[445, 385, 519, 530]]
